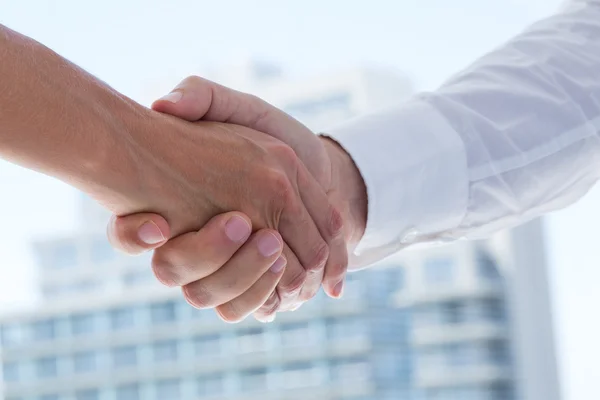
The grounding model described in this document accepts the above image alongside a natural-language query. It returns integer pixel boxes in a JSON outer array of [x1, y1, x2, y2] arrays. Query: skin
[[0, 25, 350, 318], [109, 77, 368, 322]]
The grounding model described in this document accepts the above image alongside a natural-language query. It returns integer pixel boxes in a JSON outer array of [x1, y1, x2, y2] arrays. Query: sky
[[2, 0, 599, 398]]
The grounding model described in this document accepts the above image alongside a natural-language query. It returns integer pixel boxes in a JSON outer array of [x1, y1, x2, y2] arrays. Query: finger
[[277, 207, 328, 309], [253, 290, 280, 323], [298, 268, 325, 305], [279, 190, 330, 276], [296, 164, 348, 298], [182, 230, 283, 309], [107, 213, 170, 255], [151, 76, 323, 180], [215, 257, 286, 323], [250, 243, 305, 319], [152, 75, 286, 128], [151, 212, 251, 287]]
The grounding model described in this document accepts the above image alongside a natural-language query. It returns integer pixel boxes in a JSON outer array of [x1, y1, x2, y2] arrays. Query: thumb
[[151, 76, 327, 184], [152, 76, 312, 141], [107, 213, 170, 255]]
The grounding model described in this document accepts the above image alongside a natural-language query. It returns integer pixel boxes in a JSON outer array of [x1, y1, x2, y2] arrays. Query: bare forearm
[[0, 25, 150, 198]]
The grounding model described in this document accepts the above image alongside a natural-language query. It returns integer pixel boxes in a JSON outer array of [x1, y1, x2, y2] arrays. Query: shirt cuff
[[323, 97, 469, 267]]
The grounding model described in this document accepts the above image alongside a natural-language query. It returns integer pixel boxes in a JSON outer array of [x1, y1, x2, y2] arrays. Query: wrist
[[66, 84, 162, 216], [320, 135, 367, 250]]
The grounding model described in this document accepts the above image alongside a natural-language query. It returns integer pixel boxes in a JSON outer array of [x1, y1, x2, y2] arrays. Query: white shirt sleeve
[[326, 0, 600, 268]]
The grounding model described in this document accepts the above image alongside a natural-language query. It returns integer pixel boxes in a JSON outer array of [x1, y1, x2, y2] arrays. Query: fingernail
[[158, 91, 183, 104], [270, 256, 286, 274], [138, 221, 165, 245], [332, 280, 344, 298], [258, 232, 281, 257], [224, 215, 251, 243]]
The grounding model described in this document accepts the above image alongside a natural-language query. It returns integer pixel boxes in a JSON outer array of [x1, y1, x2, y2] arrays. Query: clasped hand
[[102, 77, 359, 323]]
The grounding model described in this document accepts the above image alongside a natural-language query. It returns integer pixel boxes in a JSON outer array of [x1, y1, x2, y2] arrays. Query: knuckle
[[326, 205, 344, 238], [258, 291, 281, 316], [299, 287, 319, 303], [298, 271, 322, 303], [278, 267, 307, 295], [271, 142, 298, 164], [264, 169, 295, 207], [151, 254, 180, 287], [305, 241, 330, 272], [268, 169, 293, 194], [182, 283, 213, 309]]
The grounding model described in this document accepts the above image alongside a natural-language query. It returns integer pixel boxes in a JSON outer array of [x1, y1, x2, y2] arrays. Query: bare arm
[[0, 24, 146, 195]]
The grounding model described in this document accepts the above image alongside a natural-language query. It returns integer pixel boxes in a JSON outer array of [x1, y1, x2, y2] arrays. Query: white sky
[[2, 0, 600, 398]]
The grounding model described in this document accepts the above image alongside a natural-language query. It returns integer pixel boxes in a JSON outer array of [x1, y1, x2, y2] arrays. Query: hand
[[109, 76, 367, 321], [152, 77, 367, 251], [107, 212, 287, 323], [153, 77, 368, 282], [91, 108, 347, 317]]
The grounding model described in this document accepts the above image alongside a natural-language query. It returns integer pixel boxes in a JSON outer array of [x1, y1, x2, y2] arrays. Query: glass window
[[75, 389, 99, 400], [113, 346, 137, 367], [110, 308, 135, 330], [488, 340, 510, 365], [280, 363, 319, 388], [280, 322, 312, 347], [36, 357, 58, 378], [90, 238, 116, 263], [446, 344, 473, 366], [240, 368, 267, 392], [386, 267, 404, 293], [440, 301, 464, 324], [32, 319, 56, 341], [150, 301, 177, 324], [116, 383, 140, 400], [330, 357, 370, 382], [74, 351, 96, 373], [153, 340, 178, 362], [477, 251, 502, 281], [71, 313, 95, 335], [197, 374, 224, 396], [39, 395, 60, 400], [155, 379, 180, 400], [423, 258, 454, 285], [194, 334, 221, 356], [490, 383, 513, 400], [413, 305, 441, 327], [237, 328, 266, 353], [3, 362, 19, 382], [1, 324, 21, 347], [482, 299, 505, 322], [326, 317, 365, 340]]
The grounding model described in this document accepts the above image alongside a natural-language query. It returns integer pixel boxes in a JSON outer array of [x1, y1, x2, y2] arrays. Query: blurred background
[[0, 0, 598, 399]]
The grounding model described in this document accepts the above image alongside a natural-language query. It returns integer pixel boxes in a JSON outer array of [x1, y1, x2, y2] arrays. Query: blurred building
[[0, 63, 559, 400]]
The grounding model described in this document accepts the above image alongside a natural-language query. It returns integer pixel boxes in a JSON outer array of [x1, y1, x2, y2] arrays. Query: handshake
[[101, 77, 368, 323]]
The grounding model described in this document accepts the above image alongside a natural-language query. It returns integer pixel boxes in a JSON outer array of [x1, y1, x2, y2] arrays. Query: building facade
[[0, 63, 559, 400]]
